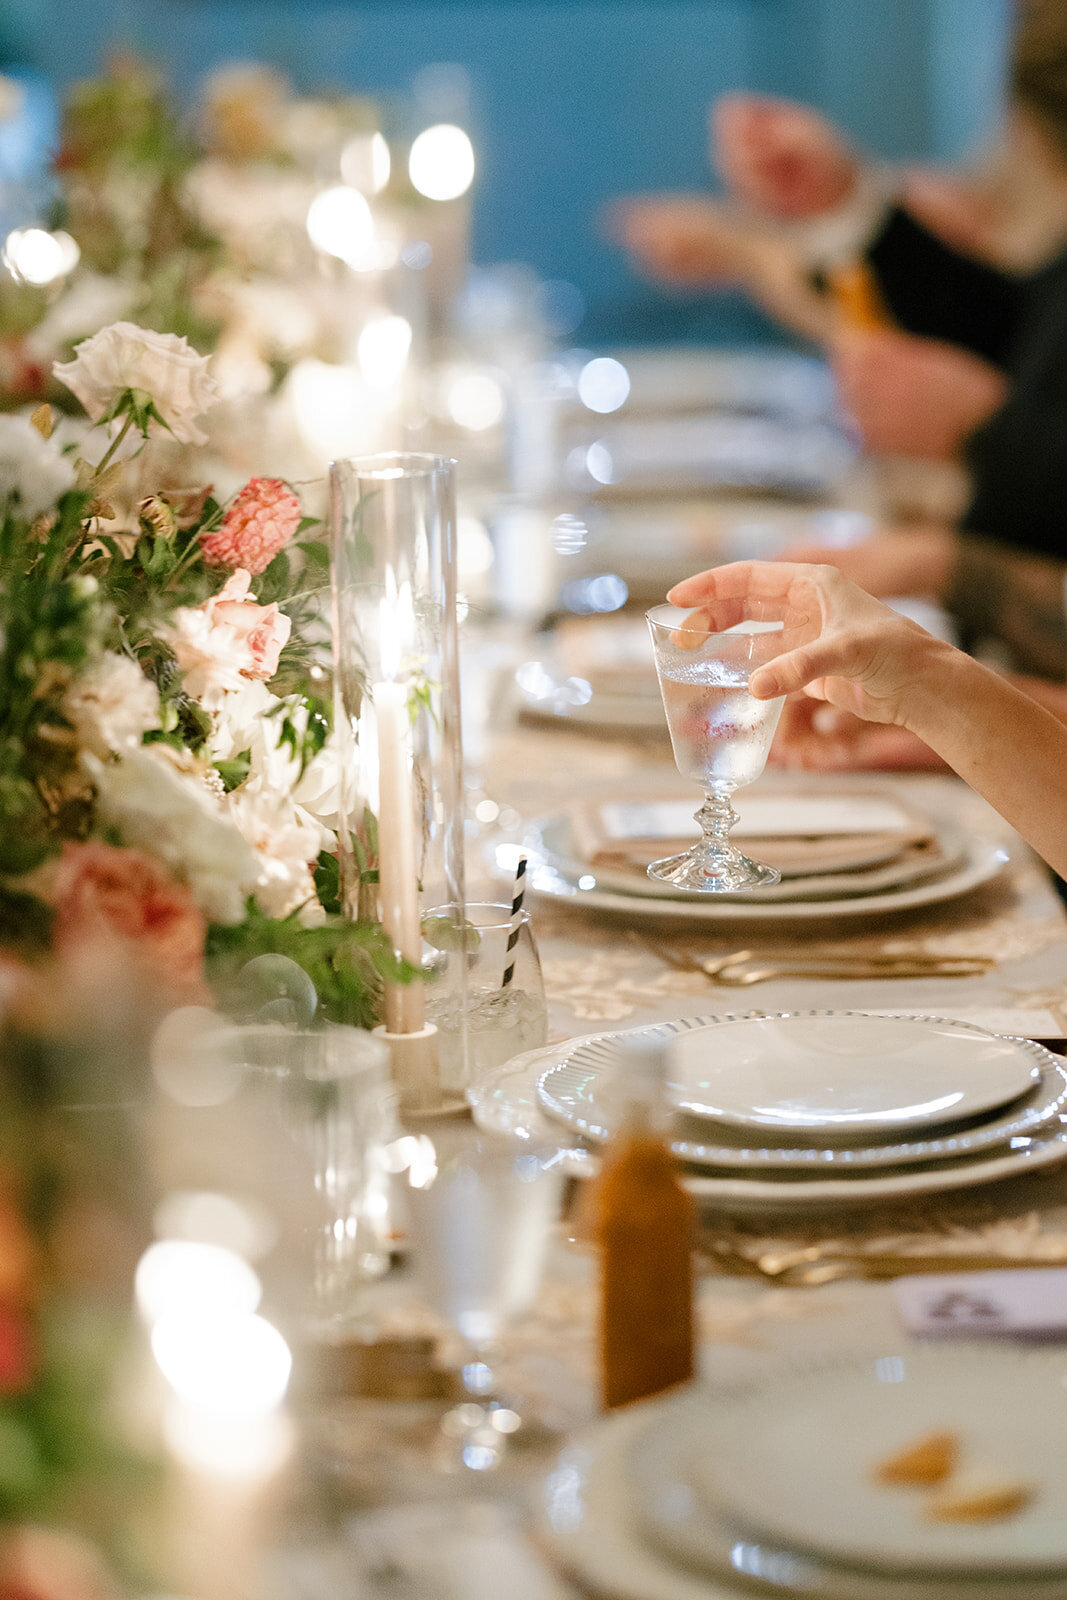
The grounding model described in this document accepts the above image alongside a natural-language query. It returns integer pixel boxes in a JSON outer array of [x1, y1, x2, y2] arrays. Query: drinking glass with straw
[[423, 861, 547, 1090]]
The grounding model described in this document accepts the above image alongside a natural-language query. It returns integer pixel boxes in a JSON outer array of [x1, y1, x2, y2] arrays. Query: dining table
[[265, 595, 1067, 1600], [171, 350, 1067, 1599]]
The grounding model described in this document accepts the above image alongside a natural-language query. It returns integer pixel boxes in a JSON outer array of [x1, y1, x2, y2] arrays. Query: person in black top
[[609, 1, 1067, 680]]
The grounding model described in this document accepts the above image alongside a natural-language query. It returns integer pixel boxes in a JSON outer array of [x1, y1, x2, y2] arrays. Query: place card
[[895, 1269, 1067, 1339]]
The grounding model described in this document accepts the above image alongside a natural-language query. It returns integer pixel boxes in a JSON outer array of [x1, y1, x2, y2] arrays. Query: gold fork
[[642, 937, 994, 984]]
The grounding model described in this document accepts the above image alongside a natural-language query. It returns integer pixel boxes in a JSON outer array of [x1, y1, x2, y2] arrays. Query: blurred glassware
[[406, 1136, 563, 1470], [149, 1022, 398, 1338], [422, 902, 548, 1094]]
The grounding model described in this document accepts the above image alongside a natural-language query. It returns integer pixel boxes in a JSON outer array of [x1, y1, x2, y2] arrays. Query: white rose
[[53, 321, 220, 445], [228, 787, 323, 921], [87, 746, 256, 924], [64, 652, 161, 759], [0, 414, 76, 518]]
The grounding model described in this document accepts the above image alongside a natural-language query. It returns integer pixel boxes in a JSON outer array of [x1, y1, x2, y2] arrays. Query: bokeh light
[[135, 1240, 262, 1326], [578, 357, 630, 414], [448, 371, 505, 431], [306, 185, 380, 270], [358, 314, 413, 387], [408, 124, 475, 201], [152, 1312, 291, 1418], [3, 227, 79, 286]]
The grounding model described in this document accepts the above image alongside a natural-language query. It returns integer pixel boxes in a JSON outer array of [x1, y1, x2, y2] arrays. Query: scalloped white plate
[[564, 1012, 1042, 1140], [536, 1015, 1066, 1171], [470, 1026, 1067, 1211], [526, 820, 1010, 923], [541, 1386, 1067, 1600]]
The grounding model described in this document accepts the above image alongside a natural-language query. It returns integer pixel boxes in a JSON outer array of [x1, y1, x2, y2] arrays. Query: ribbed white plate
[[533, 810, 967, 903], [536, 1014, 1065, 1171], [541, 1387, 1067, 1600], [470, 1029, 1067, 1211], [567, 1013, 1041, 1138], [526, 821, 1010, 923]]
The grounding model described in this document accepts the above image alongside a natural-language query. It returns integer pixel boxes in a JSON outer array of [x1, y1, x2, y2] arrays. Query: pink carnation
[[50, 841, 209, 1007], [200, 477, 301, 575]]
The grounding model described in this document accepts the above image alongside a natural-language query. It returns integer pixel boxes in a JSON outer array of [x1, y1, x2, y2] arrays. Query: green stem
[[92, 410, 137, 478]]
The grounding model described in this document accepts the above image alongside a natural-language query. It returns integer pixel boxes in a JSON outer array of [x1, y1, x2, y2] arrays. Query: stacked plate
[[541, 1346, 1067, 1599], [526, 790, 1010, 924], [470, 1012, 1067, 1211]]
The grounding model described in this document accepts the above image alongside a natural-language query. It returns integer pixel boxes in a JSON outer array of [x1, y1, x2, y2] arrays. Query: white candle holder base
[[374, 1023, 445, 1116]]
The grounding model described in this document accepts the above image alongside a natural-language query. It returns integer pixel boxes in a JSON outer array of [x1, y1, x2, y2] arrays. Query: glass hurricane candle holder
[[329, 454, 467, 1111]]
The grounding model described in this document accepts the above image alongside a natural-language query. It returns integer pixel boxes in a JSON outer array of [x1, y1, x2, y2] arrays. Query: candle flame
[[379, 570, 416, 681]]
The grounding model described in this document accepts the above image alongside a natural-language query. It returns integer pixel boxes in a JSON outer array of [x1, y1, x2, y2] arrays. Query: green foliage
[[206, 901, 425, 1030]]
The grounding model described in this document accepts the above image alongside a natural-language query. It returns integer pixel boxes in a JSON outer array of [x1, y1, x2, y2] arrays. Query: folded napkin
[[570, 791, 936, 881]]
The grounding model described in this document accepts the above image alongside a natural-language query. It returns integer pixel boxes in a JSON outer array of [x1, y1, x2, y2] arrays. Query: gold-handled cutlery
[[641, 937, 995, 985]]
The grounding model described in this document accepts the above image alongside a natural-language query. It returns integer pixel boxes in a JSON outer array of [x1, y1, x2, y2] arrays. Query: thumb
[[749, 639, 848, 699]]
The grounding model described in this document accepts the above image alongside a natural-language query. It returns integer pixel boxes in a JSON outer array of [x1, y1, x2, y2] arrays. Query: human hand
[[776, 526, 959, 600], [603, 194, 756, 286], [833, 327, 1008, 458], [665, 560, 950, 731], [768, 695, 947, 772], [712, 93, 860, 219]]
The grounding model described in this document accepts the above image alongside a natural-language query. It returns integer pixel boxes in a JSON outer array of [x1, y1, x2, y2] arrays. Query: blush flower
[[167, 569, 291, 701], [200, 477, 302, 575], [206, 570, 291, 680], [49, 840, 209, 1006], [53, 321, 219, 445]]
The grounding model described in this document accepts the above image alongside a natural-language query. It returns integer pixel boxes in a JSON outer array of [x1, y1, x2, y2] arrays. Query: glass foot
[[647, 847, 780, 894]]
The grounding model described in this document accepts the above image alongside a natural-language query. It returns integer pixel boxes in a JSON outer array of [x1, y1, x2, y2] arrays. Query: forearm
[[904, 643, 1067, 877], [945, 535, 1067, 678]]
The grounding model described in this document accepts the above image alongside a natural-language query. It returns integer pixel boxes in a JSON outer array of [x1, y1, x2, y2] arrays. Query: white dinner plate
[[526, 823, 1010, 924], [471, 1034, 1067, 1211], [573, 1012, 1039, 1139], [533, 808, 966, 904], [536, 1015, 1066, 1170], [541, 1394, 1067, 1600], [681, 1348, 1067, 1575]]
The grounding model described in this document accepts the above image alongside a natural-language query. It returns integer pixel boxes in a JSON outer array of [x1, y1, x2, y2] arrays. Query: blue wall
[[5, 0, 1011, 342]]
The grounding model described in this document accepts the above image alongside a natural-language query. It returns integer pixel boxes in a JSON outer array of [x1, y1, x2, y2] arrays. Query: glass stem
[[696, 788, 740, 861]]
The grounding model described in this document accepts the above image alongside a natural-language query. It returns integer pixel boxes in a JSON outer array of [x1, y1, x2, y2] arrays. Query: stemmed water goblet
[[646, 603, 787, 892], [406, 1135, 563, 1470]]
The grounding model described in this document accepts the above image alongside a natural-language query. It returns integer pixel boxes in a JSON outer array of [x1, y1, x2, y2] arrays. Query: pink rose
[[50, 842, 208, 1006], [205, 570, 291, 681], [200, 477, 302, 575]]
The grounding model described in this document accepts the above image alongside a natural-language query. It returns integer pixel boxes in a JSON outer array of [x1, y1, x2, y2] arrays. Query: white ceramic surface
[[526, 825, 1010, 924], [686, 1348, 1067, 1575], [533, 810, 966, 904], [536, 1017, 1066, 1171], [631, 1012, 1040, 1138], [540, 1396, 1067, 1600], [470, 1031, 1067, 1212]]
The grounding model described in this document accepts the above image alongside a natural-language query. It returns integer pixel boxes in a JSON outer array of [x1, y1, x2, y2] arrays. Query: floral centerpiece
[[0, 318, 412, 1033]]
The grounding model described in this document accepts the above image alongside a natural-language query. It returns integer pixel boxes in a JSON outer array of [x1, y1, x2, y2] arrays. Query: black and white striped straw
[[501, 854, 528, 989]]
